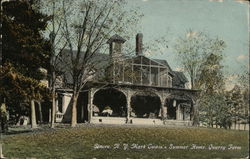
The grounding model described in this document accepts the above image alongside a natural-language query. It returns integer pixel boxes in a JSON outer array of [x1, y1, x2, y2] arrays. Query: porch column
[[183, 107, 186, 121], [55, 96, 58, 112], [176, 104, 180, 120], [88, 88, 94, 123], [61, 93, 67, 114], [126, 90, 132, 123], [160, 99, 166, 120]]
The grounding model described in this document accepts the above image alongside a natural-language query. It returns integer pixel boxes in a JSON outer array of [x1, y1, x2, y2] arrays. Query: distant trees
[[238, 65, 249, 129], [174, 30, 249, 130], [1, 0, 51, 129], [199, 93, 229, 128], [227, 67, 249, 130]]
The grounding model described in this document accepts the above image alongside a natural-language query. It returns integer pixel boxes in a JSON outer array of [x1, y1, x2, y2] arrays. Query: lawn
[[1, 125, 249, 159]]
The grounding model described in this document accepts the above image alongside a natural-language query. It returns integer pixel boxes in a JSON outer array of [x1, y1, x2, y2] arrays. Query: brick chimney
[[136, 33, 143, 56]]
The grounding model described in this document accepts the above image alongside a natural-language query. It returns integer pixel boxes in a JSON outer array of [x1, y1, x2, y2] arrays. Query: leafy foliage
[[0, 63, 50, 123], [174, 31, 230, 128], [199, 93, 231, 128], [238, 65, 249, 124], [174, 30, 226, 89], [2, 0, 51, 79], [1, 0, 51, 126], [0, 63, 49, 101], [198, 53, 225, 93], [225, 85, 247, 128]]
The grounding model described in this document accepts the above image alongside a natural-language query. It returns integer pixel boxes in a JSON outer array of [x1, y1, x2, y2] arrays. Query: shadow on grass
[[4, 129, 33, 135]]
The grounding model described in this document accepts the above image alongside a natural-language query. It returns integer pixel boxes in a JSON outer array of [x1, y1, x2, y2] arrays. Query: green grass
[[1, 126, 249, 159]]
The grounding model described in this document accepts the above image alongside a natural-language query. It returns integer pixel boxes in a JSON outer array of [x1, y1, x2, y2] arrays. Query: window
[[168, 75, 172, 87]]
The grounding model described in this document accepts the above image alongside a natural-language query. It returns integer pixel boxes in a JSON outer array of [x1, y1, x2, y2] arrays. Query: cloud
[[186, 32, 197, 38], [234, 0, 249, 4], [226, 74, 238, 81], [209, 0, 224, 2], [142, 0, 149, 2], [237, 55, 248, 61], [175, 67, 185, 71], [144, 50, 153, 57]]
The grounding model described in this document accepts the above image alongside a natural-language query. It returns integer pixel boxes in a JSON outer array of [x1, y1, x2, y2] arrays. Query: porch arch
[[164, 93, 193, 120], [130, 91, 161, 118], [93, 88, 127, 117]]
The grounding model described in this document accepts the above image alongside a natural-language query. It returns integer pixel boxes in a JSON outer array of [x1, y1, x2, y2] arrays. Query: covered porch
[[87, 83, 199, 126]]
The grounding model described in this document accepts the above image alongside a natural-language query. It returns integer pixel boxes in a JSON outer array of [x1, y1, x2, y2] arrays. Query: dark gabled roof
[[172, 71, 188, 88], [57, 49, 111, 85], [154, 58, 173, 74], [173, 71, 188, 83], [58, 49, 187, 88], [107, 34, 126, 44]]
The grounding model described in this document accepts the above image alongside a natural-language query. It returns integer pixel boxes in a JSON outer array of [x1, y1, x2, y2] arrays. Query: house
[[55, 33, 199, 126]]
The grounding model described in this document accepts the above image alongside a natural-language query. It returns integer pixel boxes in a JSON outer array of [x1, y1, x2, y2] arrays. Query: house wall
[[112, 56, 172, 88], [57, 93, 72, 123]]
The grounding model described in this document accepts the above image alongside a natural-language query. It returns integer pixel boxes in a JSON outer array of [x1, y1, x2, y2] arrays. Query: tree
[[1, 0, 51, 128], [174, 30, 226, 126], [39, 0, 141, 127], [226, 85, 244, 130], [198, 52, 228, 128], [199, 93, 230, 128], [0, 63, 49, 129], [2, 0, 51, 77], [56, 0, 141, 127], [198, 53, 225, 93], [174, 30, 226, 89], [37, 0, 69, 128]]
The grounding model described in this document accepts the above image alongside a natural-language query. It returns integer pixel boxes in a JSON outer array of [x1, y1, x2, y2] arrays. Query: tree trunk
[[71, 92, 79, 127], [31, 99, 37, 129], [191, 75, 194, 89], [192, 101, 199, 127], [0, 101, 8, 133], [37, 101, 43, 123], [234, 118, 237, 130], [81, 102, 84, 123], [51, 86, 56, 128], [209, 114, 213, 127]]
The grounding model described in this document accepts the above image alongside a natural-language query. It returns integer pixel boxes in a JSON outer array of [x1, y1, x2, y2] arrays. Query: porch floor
[[90, 117, 192, 126]]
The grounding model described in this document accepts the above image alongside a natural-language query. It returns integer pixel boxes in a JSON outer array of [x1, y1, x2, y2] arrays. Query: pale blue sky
[[126, 0, 249, 86]]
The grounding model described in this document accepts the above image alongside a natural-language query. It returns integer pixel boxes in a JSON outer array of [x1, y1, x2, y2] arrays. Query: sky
[[126, 0, 249, 89]]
